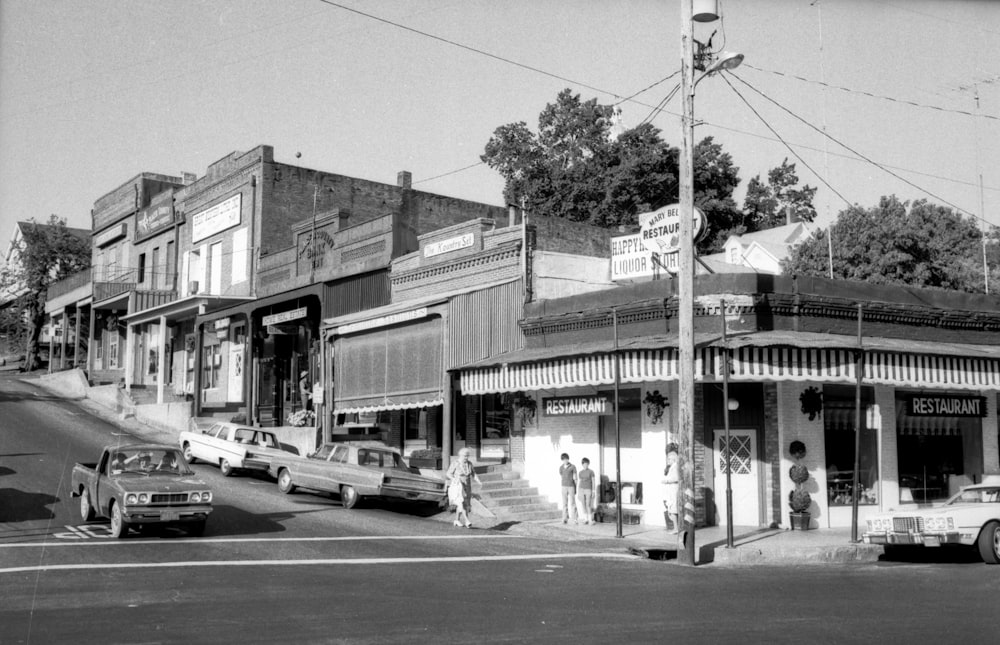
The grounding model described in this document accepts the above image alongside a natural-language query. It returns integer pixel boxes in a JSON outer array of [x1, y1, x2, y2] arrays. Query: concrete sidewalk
[[498, 517, 885, 565]]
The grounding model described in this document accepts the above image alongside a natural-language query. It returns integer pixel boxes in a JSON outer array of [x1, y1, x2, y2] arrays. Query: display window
[[823, 385, 878, 506], [895, 391, 984, 503]]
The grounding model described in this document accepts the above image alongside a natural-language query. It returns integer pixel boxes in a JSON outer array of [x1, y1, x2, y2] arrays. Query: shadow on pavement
[[0, 488, 59, 522], [879, 545, 983, 564]]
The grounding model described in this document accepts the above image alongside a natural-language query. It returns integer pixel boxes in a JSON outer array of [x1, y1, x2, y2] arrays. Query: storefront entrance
[[713, 429, 760, 526], [257, 328, 310, 427]]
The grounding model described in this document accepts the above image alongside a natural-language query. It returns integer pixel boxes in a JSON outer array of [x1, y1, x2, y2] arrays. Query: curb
[[712, 543, 885, 565]]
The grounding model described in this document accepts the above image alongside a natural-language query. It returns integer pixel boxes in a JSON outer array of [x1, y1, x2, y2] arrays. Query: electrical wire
[[727, 71, 982, 222], [743, 64, 1000, 122], [614, 70, 680, 107], [638, 83, 681, 128], [413, 162, 486, 185], [720, 73, 853, 208]]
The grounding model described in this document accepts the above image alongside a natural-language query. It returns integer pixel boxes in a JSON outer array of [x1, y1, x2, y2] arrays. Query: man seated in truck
[[156, 452, 179, 472]]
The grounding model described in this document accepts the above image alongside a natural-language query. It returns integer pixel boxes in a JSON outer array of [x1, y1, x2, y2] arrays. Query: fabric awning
[[458, 331, 1000, 395], [333, 317, 444, 414]]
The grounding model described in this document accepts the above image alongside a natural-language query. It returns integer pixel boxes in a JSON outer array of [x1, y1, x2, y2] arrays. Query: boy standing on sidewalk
[[558, 453, 578, 524], [577, 457, 596, 524]]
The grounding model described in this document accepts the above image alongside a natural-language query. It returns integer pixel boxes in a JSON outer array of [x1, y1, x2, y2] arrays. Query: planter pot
[[789, 512, 812, 530]]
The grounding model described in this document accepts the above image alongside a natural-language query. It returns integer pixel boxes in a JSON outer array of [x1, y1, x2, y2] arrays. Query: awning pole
[[851, 303, 864, 543]]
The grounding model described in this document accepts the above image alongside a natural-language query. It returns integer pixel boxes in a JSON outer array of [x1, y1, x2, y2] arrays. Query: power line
[[727, 71, 983, 222], [615, 70, 681, 107], [316, 0, 631, 101], [413, 162, 485, 185], [720, 73, 853, 208], [743, 64, 1000, 122]]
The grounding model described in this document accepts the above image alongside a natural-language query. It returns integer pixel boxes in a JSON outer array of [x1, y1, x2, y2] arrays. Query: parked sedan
[[179, 421, 290, 476], [271, 441, 446, 509], [863, 475, 1000, 564]]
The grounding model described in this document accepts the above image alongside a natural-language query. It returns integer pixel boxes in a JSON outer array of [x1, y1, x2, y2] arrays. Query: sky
[[1, 0, 998, 254]]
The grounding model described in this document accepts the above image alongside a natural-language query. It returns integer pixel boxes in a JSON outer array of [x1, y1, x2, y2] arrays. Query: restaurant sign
[[906, 394, 986, 417], [543, 395, 613, 417]]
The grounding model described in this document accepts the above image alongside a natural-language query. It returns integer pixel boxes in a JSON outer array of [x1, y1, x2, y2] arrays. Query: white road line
[[0, 553, 637, 575], [0, 534, 525, 548]]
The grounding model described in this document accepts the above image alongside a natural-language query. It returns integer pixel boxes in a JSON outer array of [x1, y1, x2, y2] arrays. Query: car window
[[312, 444, 334, 460], [331, 446, 349, 463], [256, 432, 279, 448], [210, 425, 229, 439], [234, 428, 254, 444], [358, 450, 383, 467]]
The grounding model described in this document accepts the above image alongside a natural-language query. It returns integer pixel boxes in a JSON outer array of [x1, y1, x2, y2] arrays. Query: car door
[[310, 445, 349, 493], [295, 444, 333, 490], [190, 424, 222, 462]]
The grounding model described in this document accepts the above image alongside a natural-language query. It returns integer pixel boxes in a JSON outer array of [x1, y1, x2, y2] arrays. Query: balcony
[[94, 269, 137, 304], [47, 268, 92, 300]]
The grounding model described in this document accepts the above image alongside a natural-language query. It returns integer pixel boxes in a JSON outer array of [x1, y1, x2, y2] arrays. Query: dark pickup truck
[[71, 443, 213, 538]]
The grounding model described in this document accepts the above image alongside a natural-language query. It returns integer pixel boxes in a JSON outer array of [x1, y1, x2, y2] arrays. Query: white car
[[863, 474, 1000, 564], [180, 421, 290, 477]]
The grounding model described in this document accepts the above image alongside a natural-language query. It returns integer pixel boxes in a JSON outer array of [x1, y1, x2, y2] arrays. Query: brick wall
[[763, 382, 780, 527]]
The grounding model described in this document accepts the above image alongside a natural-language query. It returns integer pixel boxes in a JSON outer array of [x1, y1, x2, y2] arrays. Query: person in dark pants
[[559, 453, 578, 524]]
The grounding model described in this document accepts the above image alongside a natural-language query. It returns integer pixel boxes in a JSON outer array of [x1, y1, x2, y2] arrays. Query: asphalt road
[[2, 374, 999, 644]]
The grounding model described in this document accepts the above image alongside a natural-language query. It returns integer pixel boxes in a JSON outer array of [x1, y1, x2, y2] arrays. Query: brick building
[[458, 274, 1000, 530]]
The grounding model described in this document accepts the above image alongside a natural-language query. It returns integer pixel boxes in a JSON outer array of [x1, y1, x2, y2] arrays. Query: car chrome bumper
[[123, 505, 213, 523], [863, 531, 962, 546], [380, 488, 446, 503]]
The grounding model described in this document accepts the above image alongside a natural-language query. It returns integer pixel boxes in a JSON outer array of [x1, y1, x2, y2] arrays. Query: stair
[[474, 463, 562, 522]]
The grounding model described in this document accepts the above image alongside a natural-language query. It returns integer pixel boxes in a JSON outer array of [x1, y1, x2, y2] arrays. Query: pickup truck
[[71, 444, 213, 538]]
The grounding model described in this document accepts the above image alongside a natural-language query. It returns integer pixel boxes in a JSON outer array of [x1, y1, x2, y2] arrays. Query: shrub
[[789, 488, 812, 513]]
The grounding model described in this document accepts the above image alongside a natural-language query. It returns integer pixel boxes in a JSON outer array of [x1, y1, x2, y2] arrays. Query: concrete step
[[477, 471, 522, 483], [495, 502, 563, 515], [496, 509, 563, 522], [479, 478, 533, 491], [482, 486, 539, 499], [480, 494, 549, 508]]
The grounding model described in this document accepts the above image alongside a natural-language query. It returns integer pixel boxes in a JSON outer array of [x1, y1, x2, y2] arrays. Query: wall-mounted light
[[727, 398, 740, 411]]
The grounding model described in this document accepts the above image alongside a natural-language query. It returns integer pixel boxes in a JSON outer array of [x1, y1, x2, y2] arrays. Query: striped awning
[[333, 393, 443, 416], [459, 345, 1000, 395]]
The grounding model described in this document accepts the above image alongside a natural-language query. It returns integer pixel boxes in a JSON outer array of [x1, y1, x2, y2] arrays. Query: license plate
[[160, 511, 179, 522], [923, 536, 941, 547]]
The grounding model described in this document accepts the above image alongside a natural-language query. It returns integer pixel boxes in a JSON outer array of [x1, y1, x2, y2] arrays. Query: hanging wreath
[[643, 389, 669, 424], [799, 386, 823, 420]]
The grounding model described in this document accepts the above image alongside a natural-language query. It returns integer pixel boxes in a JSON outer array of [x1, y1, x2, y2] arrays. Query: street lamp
[[677, 0, 743, 566]]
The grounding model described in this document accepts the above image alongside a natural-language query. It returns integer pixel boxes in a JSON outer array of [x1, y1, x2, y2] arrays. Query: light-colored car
[[271, 441, 446, 509], [179, 421, 290, 477], [862, 474, 1000, 564]]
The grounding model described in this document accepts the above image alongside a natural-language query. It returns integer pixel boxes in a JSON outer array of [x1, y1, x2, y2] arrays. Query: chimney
[[507, 204, 520, 227], [182, 172, 197, 185], [397, 171, 412, 190], [786, 205, 799, 225]]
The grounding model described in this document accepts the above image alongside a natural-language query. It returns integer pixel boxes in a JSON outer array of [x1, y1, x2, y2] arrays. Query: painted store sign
[[906, 394, 986, 417], [543, 395, 613, 416]]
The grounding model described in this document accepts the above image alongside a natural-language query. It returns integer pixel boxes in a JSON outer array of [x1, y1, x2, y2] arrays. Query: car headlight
[[138, 493, 149, 504], [190, 492, 200, 503], [126, 494, 138, 505], [202, 491, 212, 503]]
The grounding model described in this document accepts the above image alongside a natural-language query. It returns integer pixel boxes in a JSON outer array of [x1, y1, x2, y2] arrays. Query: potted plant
[[788, 440, 812, 530], [408, 448, 443, 470]]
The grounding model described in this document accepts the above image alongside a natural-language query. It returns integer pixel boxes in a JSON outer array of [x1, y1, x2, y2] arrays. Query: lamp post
[[677, 0, 743, 565]]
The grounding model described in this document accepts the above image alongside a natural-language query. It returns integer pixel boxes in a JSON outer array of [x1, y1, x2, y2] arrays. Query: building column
[[193, 323, 204, 417], [73, 305, 82, 368], [88, 306, 96, 375], [124, 321, 135, 392], [47, 314, 54, 373], [440, 309, 452, 472], [59, 309, 69, 370], [157, 315, 167, 405]]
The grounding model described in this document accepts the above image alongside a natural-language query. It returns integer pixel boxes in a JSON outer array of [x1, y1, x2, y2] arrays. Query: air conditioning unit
[[188, 281, 199, 294]]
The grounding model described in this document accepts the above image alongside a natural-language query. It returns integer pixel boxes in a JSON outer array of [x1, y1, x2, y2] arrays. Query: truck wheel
[[978, 520, 1000, 564], [340, 485, 359, 509], [183, 442, 197, 464], [79, 488, 95, 522], [277, 468, 296, 494], [219, 458, 233, 477], [109, 501, 130, 539]]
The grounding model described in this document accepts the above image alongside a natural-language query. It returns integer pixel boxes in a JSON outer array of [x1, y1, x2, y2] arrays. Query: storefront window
[[403, 409, 426, 441], [824, 386, 878, 506], [482, 394, 510, 440], [895, 392, 984, 504], [202, 343, 220, 390]]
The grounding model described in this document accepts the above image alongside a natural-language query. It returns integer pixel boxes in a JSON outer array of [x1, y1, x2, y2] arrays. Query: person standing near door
[[576, 457, 596, 524], [558, 453, 578, 524]]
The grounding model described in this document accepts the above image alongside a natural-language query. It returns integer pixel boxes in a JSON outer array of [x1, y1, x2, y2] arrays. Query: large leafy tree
[[481, 89, 741, 252], [743, 158, 817, 230], [0, 215, 90, 370], [783, 196, 999, 292]]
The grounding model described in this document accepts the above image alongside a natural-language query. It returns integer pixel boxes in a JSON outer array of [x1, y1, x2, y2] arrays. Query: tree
[[782, 196, 997, 293], [481, 89, 741, 251], [743, 158, 817, 231], [0, 216, 90, 370]]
